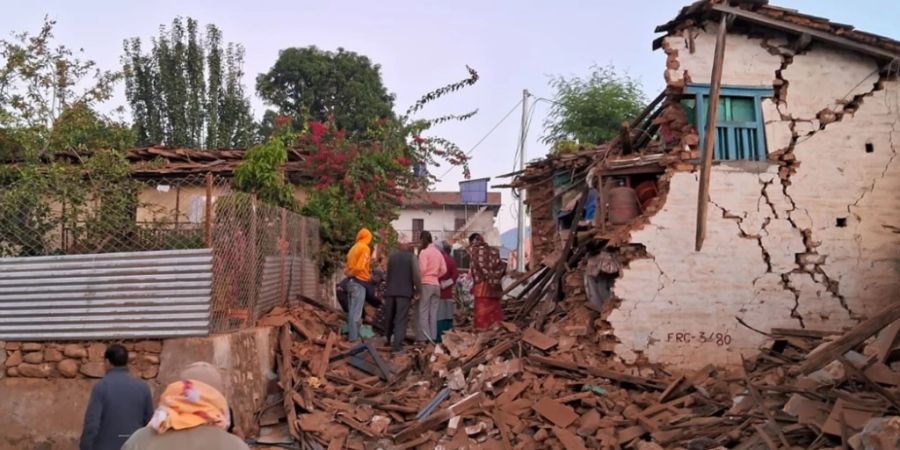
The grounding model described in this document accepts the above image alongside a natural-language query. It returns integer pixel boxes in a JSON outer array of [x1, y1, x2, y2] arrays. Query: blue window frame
[[683, 85, 773, 161]]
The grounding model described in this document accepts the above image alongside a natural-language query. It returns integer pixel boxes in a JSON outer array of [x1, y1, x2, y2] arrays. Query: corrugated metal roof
[[0, 249, 212, 340]]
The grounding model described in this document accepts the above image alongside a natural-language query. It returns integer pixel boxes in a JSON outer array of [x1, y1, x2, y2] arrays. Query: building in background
[[392, 179, 503, 265]]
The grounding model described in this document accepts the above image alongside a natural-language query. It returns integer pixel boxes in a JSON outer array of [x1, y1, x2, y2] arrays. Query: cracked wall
[[611, 23, 900, 368]]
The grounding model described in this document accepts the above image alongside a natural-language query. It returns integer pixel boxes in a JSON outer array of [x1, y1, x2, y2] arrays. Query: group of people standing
[[343, 228, 506, 351], [79, 345, 249, 450]]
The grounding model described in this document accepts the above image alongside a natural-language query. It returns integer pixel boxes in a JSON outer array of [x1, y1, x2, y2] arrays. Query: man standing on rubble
[[467, 233, 505, 330], [383, 237, 422, 352], [416, 231, 447, 343], [436, 241, 459, 342], [345, 228, 374, 342]]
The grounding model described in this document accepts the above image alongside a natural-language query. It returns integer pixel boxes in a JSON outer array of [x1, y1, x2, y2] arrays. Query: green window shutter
[[684, 85, 773, 161]]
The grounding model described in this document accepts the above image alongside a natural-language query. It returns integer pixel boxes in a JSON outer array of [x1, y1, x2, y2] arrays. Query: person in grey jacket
[[79, 344, 153, 450], [383, 239, 422, 352]]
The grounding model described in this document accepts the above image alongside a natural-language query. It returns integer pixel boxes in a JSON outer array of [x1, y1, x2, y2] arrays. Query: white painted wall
[[392, 207, 501, 246], [611, 24, 900, 368]]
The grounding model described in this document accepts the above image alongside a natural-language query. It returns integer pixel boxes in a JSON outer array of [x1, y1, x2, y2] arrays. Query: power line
[[437, 98, 524, 179]]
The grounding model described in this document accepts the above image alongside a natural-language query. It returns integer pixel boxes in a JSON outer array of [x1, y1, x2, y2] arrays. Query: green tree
[[542, 65, 646, 148], [256, 46, 395, 137], [0, 18, 140, 257], [48, 103, 135, 153], [236, 67, 480, 274], [122, 18, 255, 148], [0, 16, 120, 157]]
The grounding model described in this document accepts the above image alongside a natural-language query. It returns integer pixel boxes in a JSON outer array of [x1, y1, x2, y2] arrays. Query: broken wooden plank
[[796, 303, 900, 375], [530, 355, 667, 390], [770, 327, 839, 339], [315, 331, 337, 379], [461, 340, 516, 372], [837, 355, 900, 410], [695, 13, 728, 252], [337, 413, 378, 438], [711, 4, 900, 62], [289, 317, 320, 341], [752, 424, 780, 450], [871, 320, 900, 364], [821, 398, 880, 437], [742, 357, 791, 449], [658, 375, 688, 403], [394, 393, 482, 443]]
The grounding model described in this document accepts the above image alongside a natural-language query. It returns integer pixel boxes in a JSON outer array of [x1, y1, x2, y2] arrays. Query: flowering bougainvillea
[[239, 67, 479, 274], [299, 116, 472, 273]]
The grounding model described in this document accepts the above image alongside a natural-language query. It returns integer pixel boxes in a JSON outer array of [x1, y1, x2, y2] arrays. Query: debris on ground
[[254, 299, 900, 449]]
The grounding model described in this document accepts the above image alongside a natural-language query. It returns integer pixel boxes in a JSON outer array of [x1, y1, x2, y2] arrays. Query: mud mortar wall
[[0, 329, 275, 449], [612, 23, 900, 368]]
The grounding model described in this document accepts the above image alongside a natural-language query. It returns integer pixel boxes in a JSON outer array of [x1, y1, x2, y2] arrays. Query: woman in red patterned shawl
[[466, 233, 505, 329]]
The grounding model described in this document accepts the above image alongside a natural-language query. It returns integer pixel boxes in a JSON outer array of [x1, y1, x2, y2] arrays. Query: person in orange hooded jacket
[[345, 228, 373, 341]]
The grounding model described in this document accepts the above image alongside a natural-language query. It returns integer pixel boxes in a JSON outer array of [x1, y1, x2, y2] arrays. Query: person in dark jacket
[[79, 344, 154, 450], [383, 239, 422, 352]]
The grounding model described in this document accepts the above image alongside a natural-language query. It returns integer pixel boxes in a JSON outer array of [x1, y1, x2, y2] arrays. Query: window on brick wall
[[454, 217, 467, 232], [682, 85, 773, 161]]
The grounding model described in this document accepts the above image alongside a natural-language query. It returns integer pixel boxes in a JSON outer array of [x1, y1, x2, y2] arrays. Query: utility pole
[[516, 89, 529, 272]]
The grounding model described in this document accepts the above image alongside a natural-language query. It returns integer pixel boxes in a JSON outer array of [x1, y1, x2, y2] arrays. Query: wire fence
[[0, 173, 224, 256], [0, 172, 320, 334], [209, 191, 319, 332]]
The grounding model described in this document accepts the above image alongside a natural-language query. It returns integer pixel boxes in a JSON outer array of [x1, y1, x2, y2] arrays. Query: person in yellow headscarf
[[122, 362, 249, 450], [345, 228, 373, 341]]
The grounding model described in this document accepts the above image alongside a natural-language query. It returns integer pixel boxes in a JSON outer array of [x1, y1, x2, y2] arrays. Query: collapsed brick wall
[[2, 340, 162, 380], [525, 179, 555, 266], [609, 21, 900, 368]]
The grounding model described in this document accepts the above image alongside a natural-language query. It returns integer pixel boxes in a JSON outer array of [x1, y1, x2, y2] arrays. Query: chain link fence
[[0, 173, 226, 256], [0, 171, 320, 333], [209, 191, 319, 332]]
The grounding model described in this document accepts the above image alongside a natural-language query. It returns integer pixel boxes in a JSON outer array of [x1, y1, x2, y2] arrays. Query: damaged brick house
[[510, 0, 899, 369]]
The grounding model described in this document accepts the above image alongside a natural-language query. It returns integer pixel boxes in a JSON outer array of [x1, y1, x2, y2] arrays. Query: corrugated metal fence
[[0, 249, 212, 340]]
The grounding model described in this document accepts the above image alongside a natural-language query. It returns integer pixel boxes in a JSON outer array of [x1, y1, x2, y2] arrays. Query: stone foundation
[[2, 340, 162, 380]]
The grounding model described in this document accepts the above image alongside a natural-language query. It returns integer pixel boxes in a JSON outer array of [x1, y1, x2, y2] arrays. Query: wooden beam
[[530, 355, 667, 390], [836, 356, 900, 411], [770, 327, 839, 339], [712, 4, 900, 62], [796, 302, 900, 375], [695, 14, 728, 252], [742, 358, 791, 449]]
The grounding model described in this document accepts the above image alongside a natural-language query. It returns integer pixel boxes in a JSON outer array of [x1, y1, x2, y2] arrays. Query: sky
[[2, 0, 898, 233]]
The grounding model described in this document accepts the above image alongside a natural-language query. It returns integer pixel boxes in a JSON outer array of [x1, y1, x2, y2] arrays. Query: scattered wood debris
[[255, 300, 900, 449]]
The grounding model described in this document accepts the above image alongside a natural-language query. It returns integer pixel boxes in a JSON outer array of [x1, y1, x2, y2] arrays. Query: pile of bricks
[[252, 298, 900, 449]]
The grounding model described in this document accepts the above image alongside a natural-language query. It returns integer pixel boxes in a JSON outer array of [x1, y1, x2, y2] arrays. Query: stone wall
[[156, 328, 276, 436], [2, 340, 161, 380], [0, 329, 275, 449], [610, 23, 900, 368]]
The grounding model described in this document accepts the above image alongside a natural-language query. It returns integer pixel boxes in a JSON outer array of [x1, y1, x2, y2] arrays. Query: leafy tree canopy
[[256, 46, 395, 137], [542, 65, 646, 149], [0, 16, 120, 159], [239, 67, 479, 275], [122, 17, 256, 149]]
